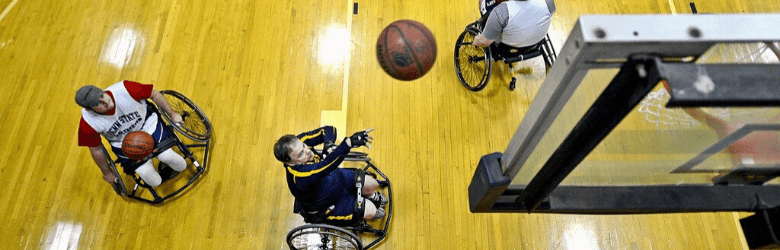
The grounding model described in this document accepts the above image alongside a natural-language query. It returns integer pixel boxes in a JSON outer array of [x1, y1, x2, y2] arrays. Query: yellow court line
[[320, 0, 353, 134], [668, 0, 677, 14], [0, 0, 20, 23]]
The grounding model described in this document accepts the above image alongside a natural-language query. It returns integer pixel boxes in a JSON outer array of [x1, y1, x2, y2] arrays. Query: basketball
[[376, 20, 437, 81], [122, 131, 155, 160]]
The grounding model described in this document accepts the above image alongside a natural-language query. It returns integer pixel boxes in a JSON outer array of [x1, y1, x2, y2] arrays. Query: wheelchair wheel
[[454, 27, 492, 92], [541, 34, 557, 74], [159, 90, 212, 142], [287, 224, 363, 250]]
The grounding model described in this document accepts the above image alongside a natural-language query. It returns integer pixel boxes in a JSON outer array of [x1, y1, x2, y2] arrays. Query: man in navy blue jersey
[[274, 126, 387, 225]]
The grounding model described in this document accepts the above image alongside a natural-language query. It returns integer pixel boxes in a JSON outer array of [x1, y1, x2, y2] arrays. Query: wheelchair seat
[[286, 161, 392, 250], [105, 90, 213, 204]]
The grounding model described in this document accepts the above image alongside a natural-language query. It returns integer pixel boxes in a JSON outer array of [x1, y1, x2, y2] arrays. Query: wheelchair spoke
[[454, 27, 492, 91], [160, 90, 212, 142]]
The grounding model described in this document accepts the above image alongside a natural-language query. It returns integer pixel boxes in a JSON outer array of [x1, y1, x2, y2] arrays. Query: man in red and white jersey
[[75, 80, 186, 187]]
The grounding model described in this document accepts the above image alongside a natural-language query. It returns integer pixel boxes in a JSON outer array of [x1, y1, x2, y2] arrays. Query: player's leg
[[150, 115, 187, 172], [361, 175, 379, 195], [363, 199, 385, 220], [340, 169, 386, 220], [362, 176, 388, 207], [135, 160, 163, 186], [157, 149, 186, 171]]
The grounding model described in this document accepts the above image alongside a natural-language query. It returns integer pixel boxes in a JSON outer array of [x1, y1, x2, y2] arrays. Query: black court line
[[690, 2, 698, 14], [354, 3, 358, 15]]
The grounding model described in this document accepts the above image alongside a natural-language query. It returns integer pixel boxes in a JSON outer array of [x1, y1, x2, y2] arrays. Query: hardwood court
[[1, 0, 779, 249]]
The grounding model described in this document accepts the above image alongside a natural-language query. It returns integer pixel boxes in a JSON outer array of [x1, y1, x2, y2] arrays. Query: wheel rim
[[454, 28, 492, 91], [287, 224, 363, 250], [160, 91, 212, 142]]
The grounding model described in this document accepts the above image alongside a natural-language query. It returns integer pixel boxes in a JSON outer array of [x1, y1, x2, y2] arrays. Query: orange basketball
[[122, 131, 155, 160], [376, 20, 437, 81]]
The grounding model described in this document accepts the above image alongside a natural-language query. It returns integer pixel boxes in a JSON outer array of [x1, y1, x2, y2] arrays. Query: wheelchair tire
[[286, 224, 363, 250], [159, 90, 212, 142], [454, 27, 492, 92]]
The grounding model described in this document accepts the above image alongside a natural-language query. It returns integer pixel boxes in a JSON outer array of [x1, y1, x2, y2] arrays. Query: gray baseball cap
[[75, 85, 105, 109]]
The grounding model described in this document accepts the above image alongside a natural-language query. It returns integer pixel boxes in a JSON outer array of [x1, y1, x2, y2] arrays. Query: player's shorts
[[321, 169, 362, 225]]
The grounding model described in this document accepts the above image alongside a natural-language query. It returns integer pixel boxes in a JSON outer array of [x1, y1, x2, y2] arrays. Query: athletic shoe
[[368, 192, 388, 207], [371, 207, 386, 220]]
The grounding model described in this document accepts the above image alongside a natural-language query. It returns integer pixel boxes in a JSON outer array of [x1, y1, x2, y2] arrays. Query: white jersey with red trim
[[80, 81, 158, 148]]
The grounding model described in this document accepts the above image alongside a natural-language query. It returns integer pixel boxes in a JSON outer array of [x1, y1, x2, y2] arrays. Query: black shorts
[[298, 168, 366, 226], [322, 168, 364, 226]]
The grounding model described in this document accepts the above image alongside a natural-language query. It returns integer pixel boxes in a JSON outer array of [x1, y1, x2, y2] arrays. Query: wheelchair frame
[[454, 19, 557, 91], [286, 154, 392, 250], [104, 90, 213, 204]]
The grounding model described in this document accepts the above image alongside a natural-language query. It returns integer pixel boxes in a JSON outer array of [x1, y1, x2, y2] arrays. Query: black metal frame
[[482, 185, 780, 214], [664, 64, 780, 107]]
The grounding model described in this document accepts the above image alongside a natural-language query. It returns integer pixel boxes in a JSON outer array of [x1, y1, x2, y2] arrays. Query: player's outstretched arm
[[662, 80, 729, 133], [88, 145, 117, 183]]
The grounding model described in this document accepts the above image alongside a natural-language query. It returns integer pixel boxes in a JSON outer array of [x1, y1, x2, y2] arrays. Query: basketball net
[[637, 42, 780, 130]]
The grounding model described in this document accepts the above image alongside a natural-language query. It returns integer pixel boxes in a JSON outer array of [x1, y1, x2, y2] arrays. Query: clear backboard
[[468, 14, 780, 214]]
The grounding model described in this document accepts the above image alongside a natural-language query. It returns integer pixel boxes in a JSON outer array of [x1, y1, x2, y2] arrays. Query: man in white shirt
[[474, 0, 555, 50]]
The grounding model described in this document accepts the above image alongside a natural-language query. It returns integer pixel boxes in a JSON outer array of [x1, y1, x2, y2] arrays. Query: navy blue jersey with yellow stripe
[[285, 126, 353, 210]]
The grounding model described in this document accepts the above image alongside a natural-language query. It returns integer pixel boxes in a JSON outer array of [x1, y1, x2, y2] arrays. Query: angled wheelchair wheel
[[454, 27, 492, 92], [287, 224, 363, 250], [540, 34, 557, 74], [159, 90, 212, 142]]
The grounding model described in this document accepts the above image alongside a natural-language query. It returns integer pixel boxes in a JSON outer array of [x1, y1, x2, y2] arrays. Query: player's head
[[75, 85, 113, 113], [274, 135, 314, 165]]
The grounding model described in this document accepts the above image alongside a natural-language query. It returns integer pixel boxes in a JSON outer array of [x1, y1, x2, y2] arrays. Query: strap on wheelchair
[[351, 169, 368, 225]]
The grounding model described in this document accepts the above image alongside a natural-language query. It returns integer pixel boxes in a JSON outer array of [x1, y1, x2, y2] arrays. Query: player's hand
[[474, 34, 493, 47], [348, 129, 374, 148], [169, 112, 183, 126], [104, 172, 118, 183]]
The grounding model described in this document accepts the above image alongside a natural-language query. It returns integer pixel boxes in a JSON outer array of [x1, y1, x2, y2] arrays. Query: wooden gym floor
[[1, 0, 779, 249]]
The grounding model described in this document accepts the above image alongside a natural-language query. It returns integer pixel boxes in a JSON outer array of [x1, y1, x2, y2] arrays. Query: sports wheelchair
[[103, 90, 212, 204], [454, 18, 557, 91], [286, 152, 392, 250]]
